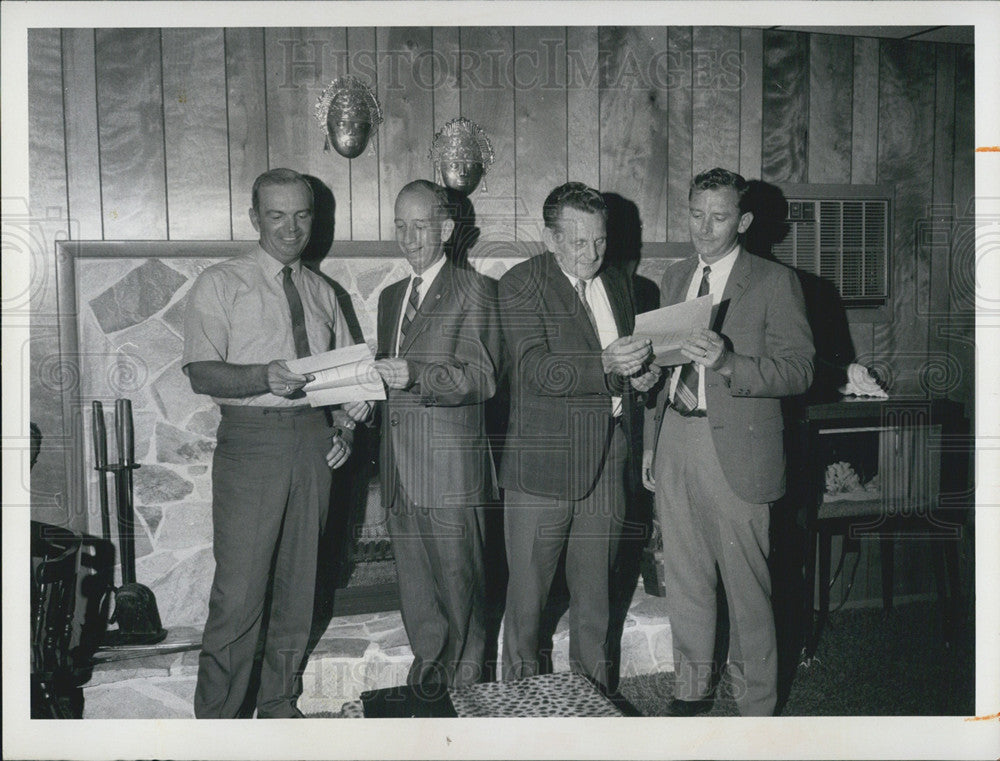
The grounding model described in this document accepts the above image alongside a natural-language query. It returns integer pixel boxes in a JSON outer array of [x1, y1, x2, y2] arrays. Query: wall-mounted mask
[[314, 76, 383, 159], [429, 117, 495, 194]]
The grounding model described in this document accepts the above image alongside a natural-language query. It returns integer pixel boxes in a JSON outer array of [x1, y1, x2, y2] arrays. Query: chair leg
[[880, 535, 895, 612]]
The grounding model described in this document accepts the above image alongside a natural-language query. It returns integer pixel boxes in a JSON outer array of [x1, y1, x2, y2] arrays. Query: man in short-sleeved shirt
[[183, 168, 370, 718]]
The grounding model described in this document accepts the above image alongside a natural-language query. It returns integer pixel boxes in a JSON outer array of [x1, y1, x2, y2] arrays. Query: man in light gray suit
[[644, 168, 814, 716]]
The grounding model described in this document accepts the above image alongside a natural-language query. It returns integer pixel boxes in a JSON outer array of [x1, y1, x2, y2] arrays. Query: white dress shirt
[[395, 253, 447, 357], [560, 270, 622, 417], [668, 243, 740, 410]]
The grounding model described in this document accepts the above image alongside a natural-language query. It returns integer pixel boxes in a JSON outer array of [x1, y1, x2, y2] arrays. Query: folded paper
[[286, 343, 386, 407], [634, 295, 713, 366]]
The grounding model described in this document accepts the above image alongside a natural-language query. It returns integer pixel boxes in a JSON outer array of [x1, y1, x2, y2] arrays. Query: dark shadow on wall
[[444, 187, 483, 270]]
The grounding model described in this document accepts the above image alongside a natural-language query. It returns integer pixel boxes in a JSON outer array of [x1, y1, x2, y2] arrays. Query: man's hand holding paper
[[285, 343, 387, 407], [633, 294, 713, 366]]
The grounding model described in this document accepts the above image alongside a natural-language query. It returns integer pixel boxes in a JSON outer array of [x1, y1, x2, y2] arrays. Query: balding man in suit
[[372, 180, 501, 689], [644, 168, 814, 716]]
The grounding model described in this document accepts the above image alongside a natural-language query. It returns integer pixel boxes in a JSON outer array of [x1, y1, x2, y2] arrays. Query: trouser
[[502, 423, 626, 690], [653, 408, 777, 716], [194, 405, 333, 718], [386, 483, 487, 689]]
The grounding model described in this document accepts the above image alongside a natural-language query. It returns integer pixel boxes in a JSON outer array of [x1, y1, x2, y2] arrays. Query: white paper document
[[285, 343, 386, 407], [634, 294, 713, 366]]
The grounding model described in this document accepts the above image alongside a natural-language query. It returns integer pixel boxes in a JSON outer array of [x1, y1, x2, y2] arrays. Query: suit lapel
[[543, 252, 603, 352], [664, 257, 699, 307], [716, 248, 751, 331], [399, 260, 452, 356], [379, 280, 406, 358]]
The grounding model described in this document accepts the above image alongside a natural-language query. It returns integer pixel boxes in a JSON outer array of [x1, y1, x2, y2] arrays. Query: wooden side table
[[791, 398, 966, 659]]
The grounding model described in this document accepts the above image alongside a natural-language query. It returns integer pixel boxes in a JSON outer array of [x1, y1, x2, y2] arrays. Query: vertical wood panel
[[873, 40, 936, 396], [265, 28, 351, 240], [761, 30, 808, 184], [378, 28, 436, 239], [431, 27, 461, 132], [566, 26, 600, 189], [949, 44, 975, 411], [666, 27, 693, 243], [226, 28, 268, 239], [29, 29, 67, 217], [347, 27, 381, 240], [162, 28, 230, 239], [739, 28, 763, 181], [514, 27, 567, 241], [851, 37, 879, 185], [927, 44, 956, 373], [460, 27, 516, 242], [62, 29, 103, 239], [28, 29, 70, 525], [691, 27, 740, 176], [600, 27, 669, 242], [95, 29, 168, 239], [808, 34, 853, 184], [849, 322, 875, 365]]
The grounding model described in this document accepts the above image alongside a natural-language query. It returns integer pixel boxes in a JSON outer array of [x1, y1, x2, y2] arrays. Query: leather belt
[[670, 405, 708, 419]]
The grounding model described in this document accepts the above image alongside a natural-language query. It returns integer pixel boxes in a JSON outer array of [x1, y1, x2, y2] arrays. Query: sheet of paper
[[285, 343, 386, 407], [633, 294, 713, 366]]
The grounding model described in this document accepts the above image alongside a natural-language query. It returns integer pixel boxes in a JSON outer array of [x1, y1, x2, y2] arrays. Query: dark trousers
[[653, 409, 777, 716], [387, 483, 487, 689], [502, 424, 626, 690], [194, 406, 333, 718]]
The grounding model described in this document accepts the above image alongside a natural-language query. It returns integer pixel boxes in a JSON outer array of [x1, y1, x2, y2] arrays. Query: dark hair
[[689, 168, 750, 213], [252, 168, 313, 214], [543, 182, 608, 229], [397, 179, 452, 221]]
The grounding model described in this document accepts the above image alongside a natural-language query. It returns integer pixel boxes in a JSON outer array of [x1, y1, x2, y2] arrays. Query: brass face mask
[[429, 117, 495, 195], [315, 77, 383, 159]]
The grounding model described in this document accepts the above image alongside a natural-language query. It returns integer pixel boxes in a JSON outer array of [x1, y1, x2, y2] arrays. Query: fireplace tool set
[[92, 399, 166, 646]]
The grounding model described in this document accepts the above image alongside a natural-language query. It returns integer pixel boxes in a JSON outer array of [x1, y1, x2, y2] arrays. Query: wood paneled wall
[[28, 27, 975, 533]]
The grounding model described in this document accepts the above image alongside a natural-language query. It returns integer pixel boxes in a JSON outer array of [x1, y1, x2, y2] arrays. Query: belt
[[670, 405, 708, 419], [220, 404, 323, 420]]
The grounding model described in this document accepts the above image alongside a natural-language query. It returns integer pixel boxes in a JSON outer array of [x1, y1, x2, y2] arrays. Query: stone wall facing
[[77, 251, 674, 628]]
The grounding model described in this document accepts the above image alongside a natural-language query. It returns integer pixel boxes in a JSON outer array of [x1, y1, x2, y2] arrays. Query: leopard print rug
[[448, 672, 624, 717]]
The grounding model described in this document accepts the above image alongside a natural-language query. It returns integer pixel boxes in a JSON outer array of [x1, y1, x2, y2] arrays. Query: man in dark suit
[[372, 180, 501, 689], [499, 182, 658, 690], [643, 168, 814, 716]]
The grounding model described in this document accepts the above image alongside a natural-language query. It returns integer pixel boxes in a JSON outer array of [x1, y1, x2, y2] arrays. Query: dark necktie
[[575, 278, 599, 336], [672, 265, 711, 413], [398, 275, 422, 350], [281, 266, 311, 359]]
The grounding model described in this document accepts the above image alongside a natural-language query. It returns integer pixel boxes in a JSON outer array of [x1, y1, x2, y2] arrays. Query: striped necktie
[[281, 266, 311, 358], [672, 265, 711, 413], [398, 275, 422, 350]]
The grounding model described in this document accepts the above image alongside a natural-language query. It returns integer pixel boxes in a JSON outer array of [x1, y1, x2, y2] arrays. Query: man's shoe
[[666, 698, 713, 717]]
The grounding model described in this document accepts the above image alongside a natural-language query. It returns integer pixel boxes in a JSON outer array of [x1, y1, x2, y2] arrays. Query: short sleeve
[[181, 269, 231, 369]]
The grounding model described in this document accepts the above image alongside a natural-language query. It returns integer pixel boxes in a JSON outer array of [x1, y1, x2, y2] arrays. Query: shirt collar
[[699, 242, 740, 279], [256, 244, 301, 280], [409, 253, 447, 288]]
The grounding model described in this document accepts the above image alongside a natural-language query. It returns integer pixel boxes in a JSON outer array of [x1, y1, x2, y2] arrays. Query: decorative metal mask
[[315, 76, 383, 159], [429, 117, 495, 194]]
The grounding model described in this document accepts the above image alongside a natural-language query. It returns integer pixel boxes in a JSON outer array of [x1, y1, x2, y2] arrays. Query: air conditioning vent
[[773, 185, 891, 308]]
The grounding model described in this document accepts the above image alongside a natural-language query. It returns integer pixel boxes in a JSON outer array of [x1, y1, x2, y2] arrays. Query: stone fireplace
[[55, 239, 680, 631]]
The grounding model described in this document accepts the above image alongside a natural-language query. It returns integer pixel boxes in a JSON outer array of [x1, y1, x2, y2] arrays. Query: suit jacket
[[376, 260, 501, 509], [645, 249, 814, 504], [499, 252, 643, 501]]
